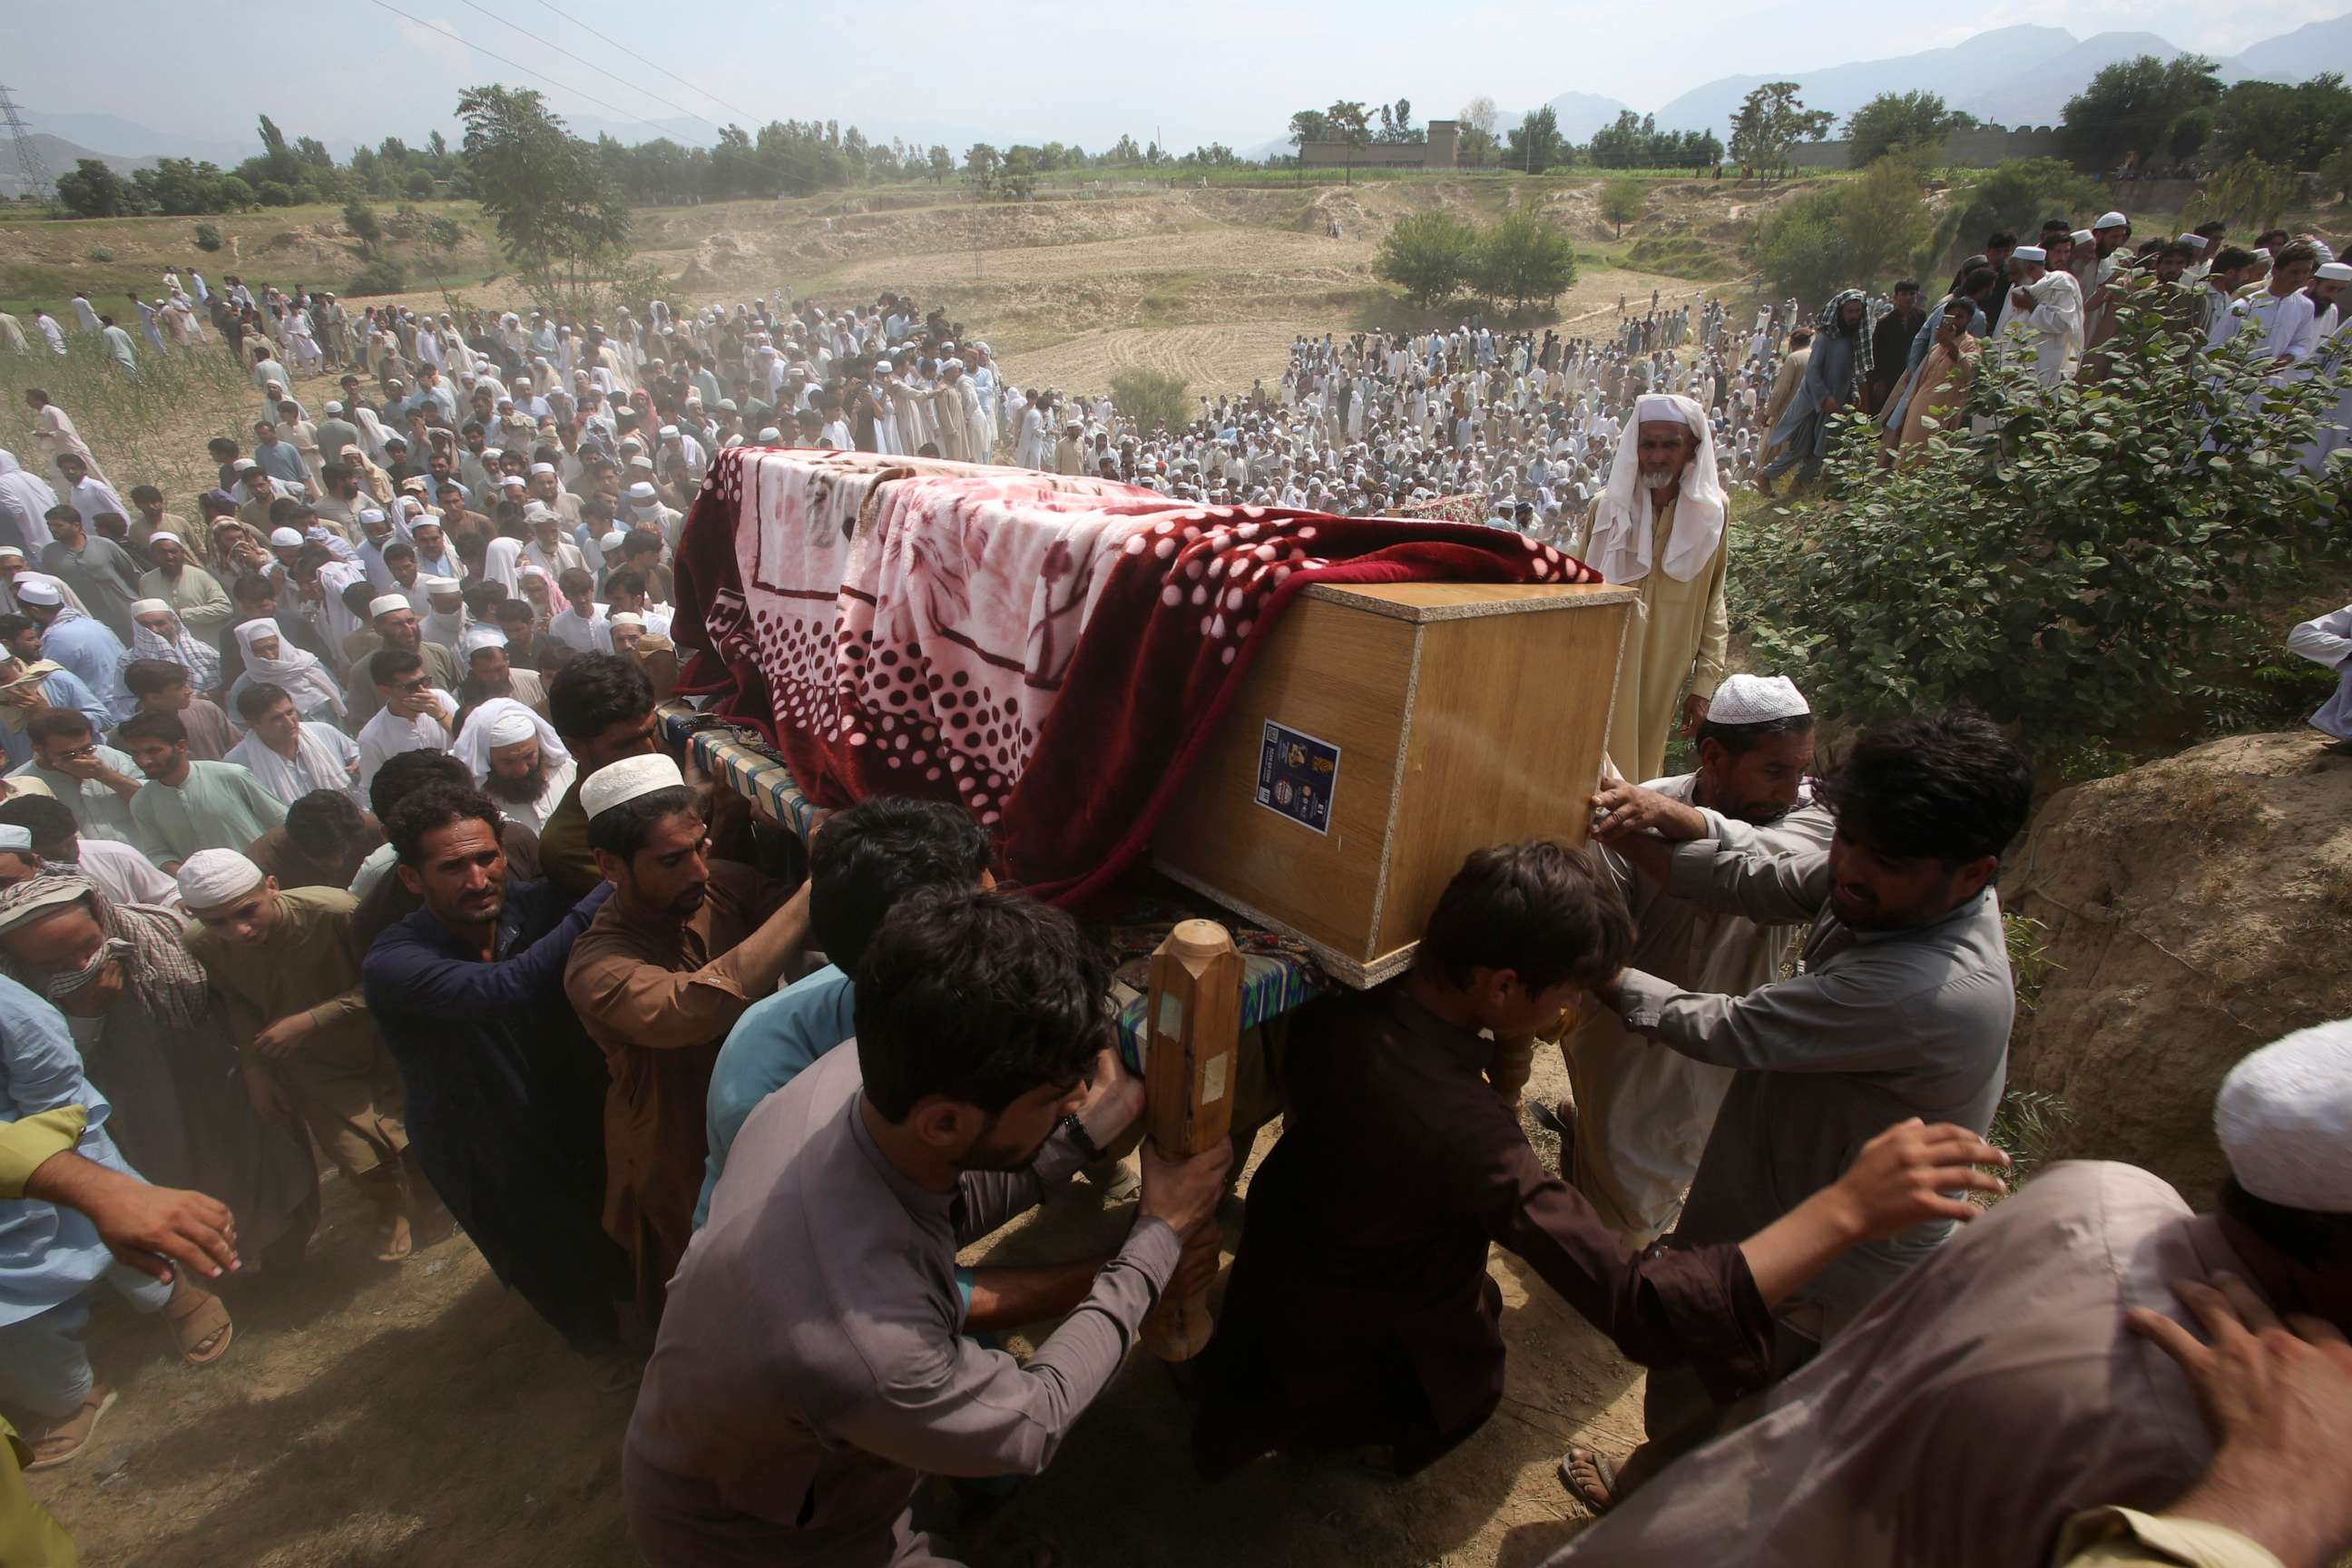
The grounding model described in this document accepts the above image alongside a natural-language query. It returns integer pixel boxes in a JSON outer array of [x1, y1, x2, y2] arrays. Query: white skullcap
[[2255, 248, 2272, 261], [628, 456, 655, 472], [523, 502, 555, 522], [500, 475, 526, 489], [581, 753, 686, 819], [2094, 211, 2128, 230], [1634, 394, 1686, 424], [1707, 673, 1809, 725], [609, 611, 644, 629], [325, 400, 344, 414], [14, 577, 63, 607], [627, 482, 660, 505], [0, 825, 29, 852], [528, 461, 555, 475], [2180, 232, 2205, 249], [460, 624, 509, 654], [757, 426, 782, 443], [270, 527, 305, 547], [130, 597, 172, 617], [485, 707, 538, 747], [0, 548, 22, 563], [483, 448, 505, 461], [658, 425, 680, 438], [2013, 245, 2047, 263], [232, 458, 259, 473], [2320, 263, 2352, 282], [2216, 1019, 2352, 1211], [368, 593, 410, 619], [175, 848, 266, 910], [425, 576, 462, 596], [148, 528, 181, 544], [599, 529, 629, 553], [359, 507, 388, 526]]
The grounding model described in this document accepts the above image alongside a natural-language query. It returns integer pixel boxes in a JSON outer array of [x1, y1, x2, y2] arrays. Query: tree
[[1923, 157, 2101, 272], [1733, 279, 2344, 740], [1839, 154, 1933, 288], [964, 142, 1002, 193], [2322, 145, 2352, 203], [132, 158, 240, 215], [2210, 74, 2352, 172], [2059, 54, 2221, 172], [1846, 91, 1975, 166], [1599, 177, 1644, 239], [456, 84, 633, 304], [1457, 97, 1500, 166], [1375, 98, 1416, 143], [54, 159, 138, 218], [1326, 100, 1372, 184], [1504, 104, 1567, 174], [1289, 109, 1333, 153], [344, 193, 383, 254], [995, 147, 1037, 201], [2198, 156, 2299, 229], [1374, 211, 1479, 306], [926, 145, 953, 184], [1471, 209, 1576, 313], [1729, 83, 1834, 175], [1109, 368, 1190, 438], [1747, 188, 1848, 301]]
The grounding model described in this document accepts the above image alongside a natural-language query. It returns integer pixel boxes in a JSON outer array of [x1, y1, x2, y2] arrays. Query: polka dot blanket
[[670, 447, 1599, 905]]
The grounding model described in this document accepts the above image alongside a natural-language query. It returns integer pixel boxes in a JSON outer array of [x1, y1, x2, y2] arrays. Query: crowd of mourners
[[0, 222, 2346, 1568]]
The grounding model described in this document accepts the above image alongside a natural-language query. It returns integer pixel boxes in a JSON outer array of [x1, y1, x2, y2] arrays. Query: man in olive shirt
[[539, 652, 659, 897], [624, 889, 1230, 1567]]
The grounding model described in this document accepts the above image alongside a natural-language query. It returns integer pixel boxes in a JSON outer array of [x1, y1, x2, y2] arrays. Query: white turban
[[452, 697, 570, 785], [2216, 1019, 2352, 1211], [176, 848, 266, 910], [581, 753, 685, 819], [1585, 392, 1726, 583]]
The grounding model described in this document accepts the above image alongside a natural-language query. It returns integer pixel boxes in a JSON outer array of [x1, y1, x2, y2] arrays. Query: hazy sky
[[17, 0, 2350, 154]]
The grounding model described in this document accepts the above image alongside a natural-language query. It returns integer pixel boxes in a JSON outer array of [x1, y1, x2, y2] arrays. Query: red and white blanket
[[672, 448, 1599, 905]]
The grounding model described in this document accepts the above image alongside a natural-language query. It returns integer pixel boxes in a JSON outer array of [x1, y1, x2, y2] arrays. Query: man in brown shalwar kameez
[[1191, 840, 2008, 1481], [563, 754, 807, 1325]]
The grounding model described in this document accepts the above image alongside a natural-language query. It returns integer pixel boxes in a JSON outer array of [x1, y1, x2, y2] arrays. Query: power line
[[358, 0, 673, 139], [451, 0, 720, 137], [522, 0, 763, 128]]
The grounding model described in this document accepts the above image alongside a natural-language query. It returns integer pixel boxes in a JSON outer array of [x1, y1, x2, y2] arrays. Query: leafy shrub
[[1467, 209, 1576, 314], [1731, 276, 2346, 744], [345, 258, 408, 296], [192, 223, 223, 252], [86, 248, 113, 263], [1373, 211, 1478, 307], [406, 169, 437, 200], [1109, 368, 1190, 439], [255, 181, 298, 208]]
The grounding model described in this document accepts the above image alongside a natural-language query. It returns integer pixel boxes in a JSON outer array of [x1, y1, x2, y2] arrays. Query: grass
[[0, 334, 263, 502]]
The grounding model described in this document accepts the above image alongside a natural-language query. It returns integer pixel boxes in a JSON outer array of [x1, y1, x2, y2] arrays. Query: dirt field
[[33, 1048, 1627, 1567]]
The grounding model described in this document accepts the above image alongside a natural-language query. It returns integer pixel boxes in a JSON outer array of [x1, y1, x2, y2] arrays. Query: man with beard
[[562, 755, 805, 1326], [1554, 674, 1830, 1244], [624, 887, 1232, 1567], [454, 700, 573, 836], [456, 626, 548, 717], [1567, 395, 1730, 784], [1560, 711, 2030, 1513], [359, 783, 632, 1376]]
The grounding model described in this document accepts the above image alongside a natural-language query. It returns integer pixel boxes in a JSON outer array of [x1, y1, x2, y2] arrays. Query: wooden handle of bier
[[1139, 918, 1241, 1363]]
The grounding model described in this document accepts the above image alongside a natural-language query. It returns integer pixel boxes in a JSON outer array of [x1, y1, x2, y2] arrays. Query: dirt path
[[32, 1051, 1630, 1567]]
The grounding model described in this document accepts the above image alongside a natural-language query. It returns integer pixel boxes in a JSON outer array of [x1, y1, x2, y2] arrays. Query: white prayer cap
[[2093, 211, 2128, 230], [627, 482, 660, 505], [15, 576, 63, 607], [2255, 248, 2272, 261], [658, 425, 680, 439], [628, 456, 656, 472], [2320, 263, 2352, 282], [1707, 673, 1809, 726], [130, 597, 172, 617], [2180, 232, 2206, 249], [2013, 245, 2047, 263], [460, 624, 509, 655], [528, 461, 555, 475], [757, 426, 783, 443], [1633, 393, 1690, 425], [232, 458, 258, 473], [581, 753, 686, 820], [269, 527, 305, 548], [2070, 230, 2093, 247], [2216, 1019, 2352, 1211], [148, 528, 181, 544], [523, 501, 555, 523], [0, 548, 23, 564], [499, 475, 527, 490], [485, 707, 538, 747], [368, 593, 410, 619], [599, 529, 629, 553], [610, 611, 645, 631], [874, 359, 892, 373], [0, 825, 28, 852], [358, 507, 388, 525], [325, 400, 344, 414], [426, 575, 462, 593], [176, 848, 267, 910]]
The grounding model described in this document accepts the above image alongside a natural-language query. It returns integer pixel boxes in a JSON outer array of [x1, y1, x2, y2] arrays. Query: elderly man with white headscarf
[[1568, 392, 1730, 785], [453, 698, 575, 834]]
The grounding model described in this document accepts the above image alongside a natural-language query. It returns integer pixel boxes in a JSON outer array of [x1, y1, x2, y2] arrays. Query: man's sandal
[[1558, 1446, 1620, 1514], [163, 1285, 234, 1366], [26, 1387, 118, 1472]]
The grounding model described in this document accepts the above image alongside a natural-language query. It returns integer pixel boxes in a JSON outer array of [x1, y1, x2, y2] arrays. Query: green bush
[[1599, 177, 1644, 239], [1109, 368, 1190, 439], [1747, 189, 1847, 301], [192, 223, 224, 252], [255, 180, 298, 208], [406, 169, 437, 200], [1731, 276, 2346, 742], [1373, 211, 1478, 307], [345, 258, 408, 296], [86, 248, 113, 263], [1468, 209, 1576, 314]]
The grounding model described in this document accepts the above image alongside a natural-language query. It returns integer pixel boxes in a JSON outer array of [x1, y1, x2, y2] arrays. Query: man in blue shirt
[[693, 796, 991, 1228], [5, 594, 127, 723], [0, 643, 110, 770], [360, 781, 633, 1367]]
